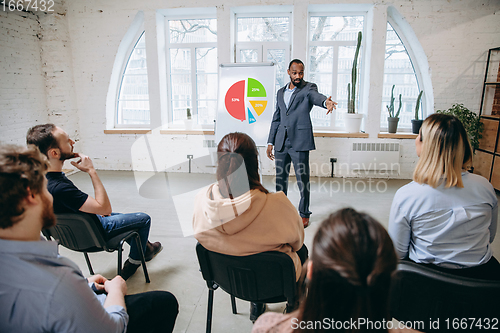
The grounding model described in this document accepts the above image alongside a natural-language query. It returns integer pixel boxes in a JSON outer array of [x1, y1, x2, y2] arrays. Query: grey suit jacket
[[267, 81, 327, 152]]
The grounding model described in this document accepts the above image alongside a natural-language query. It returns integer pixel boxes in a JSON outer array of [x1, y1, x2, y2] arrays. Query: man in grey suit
[[267, 59, 337, 228]]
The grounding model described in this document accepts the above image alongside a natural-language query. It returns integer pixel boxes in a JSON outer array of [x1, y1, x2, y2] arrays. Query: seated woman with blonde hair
[[193, 132, 306, 322], [389, 113, 499, 280], [252, 208, 420, 333]]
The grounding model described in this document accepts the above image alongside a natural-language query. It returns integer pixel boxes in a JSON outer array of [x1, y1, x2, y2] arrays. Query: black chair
[[195, 242, 298, 333], [390, 260, 500, 331], [42, 212, 150, 283]]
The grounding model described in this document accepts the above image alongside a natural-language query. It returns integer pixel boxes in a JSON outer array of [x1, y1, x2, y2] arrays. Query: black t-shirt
[[46, 172, 89, 214]]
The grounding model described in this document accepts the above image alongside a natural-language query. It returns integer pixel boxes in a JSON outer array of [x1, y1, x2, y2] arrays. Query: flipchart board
[[215, 63, 276, 146]]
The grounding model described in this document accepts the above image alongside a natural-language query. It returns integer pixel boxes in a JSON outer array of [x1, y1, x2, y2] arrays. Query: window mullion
[[191, 46, 197, 119]]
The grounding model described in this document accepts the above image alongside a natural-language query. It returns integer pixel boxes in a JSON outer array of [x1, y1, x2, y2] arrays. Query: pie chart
[[225, 78, 268, 124]]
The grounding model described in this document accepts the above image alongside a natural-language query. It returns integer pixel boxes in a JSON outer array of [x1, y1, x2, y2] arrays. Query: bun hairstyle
[[216, 132, 268, 198], [298, 208, 398, 332], [413, 113, 472, 188]]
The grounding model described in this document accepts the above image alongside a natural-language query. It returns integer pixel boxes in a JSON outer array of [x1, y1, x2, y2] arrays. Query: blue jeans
[[97, 212, 151, 263]]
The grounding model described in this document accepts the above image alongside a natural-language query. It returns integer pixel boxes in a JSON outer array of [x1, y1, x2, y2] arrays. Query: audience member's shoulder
[[252, 312, 294, 333], [464, 171, 494, 187], [267, 191, 295, 207]]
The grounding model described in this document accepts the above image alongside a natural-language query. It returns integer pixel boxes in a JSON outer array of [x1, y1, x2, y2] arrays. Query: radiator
[[350, 142, 400, 171]]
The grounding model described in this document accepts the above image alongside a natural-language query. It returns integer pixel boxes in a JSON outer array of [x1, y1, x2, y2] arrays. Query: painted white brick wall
[[0, 10, 48, 145], [1, 0, 499, 181]]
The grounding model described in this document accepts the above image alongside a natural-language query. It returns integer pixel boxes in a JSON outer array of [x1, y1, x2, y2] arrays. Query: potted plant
[[344, 31, 363, 133], [184, 107, 193, 130], [436, 104, 484, 151], [411, 90, 424, 134], [387, 85, 402, 133]]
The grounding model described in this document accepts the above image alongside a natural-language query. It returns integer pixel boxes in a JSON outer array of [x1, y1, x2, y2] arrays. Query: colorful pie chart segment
[[225, 78, 268, 124], [247, 108, 256, 124], [247, 78, 266, 97], [249, 101, 267, 116], [225, 80, 246, 121]]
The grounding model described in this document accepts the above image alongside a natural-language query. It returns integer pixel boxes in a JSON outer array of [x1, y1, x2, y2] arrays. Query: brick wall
[[1, 0, 499, 180], [0, 10, 48, 145]]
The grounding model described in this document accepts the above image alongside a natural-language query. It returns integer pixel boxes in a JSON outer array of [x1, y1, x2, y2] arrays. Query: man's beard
[[41, 193, 56, 229], [292, 78, 303, 85], [59, 151, 78, 161]]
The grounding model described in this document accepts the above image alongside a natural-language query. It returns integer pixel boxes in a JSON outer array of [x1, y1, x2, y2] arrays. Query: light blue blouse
[[389, 172, 498, 269]]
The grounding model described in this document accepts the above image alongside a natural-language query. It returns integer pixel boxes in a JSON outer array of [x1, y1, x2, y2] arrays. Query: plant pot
[[411, 119, 423, 134], [387, 117, 399, 134], [344, 113, 363, 133], [184, 119, 193, 130]]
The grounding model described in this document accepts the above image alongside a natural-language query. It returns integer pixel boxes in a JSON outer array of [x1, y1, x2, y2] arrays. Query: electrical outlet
[[187, 155, 193, 159]]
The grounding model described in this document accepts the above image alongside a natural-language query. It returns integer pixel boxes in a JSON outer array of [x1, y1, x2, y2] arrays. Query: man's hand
[[70, 153, 96, 173], [325, 96, 338, 115], [103, 276, 127, 310], [88, 274, 107, 292], [266, 145, 275, 161], [104, 276, 127, 295]]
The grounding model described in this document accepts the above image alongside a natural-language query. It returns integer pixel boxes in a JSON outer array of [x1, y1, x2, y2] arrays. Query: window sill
[[378, 132, 417, 139], [104, 129, 152, 134], [314, 132, 369, 138], [160, 129, 215, 135]]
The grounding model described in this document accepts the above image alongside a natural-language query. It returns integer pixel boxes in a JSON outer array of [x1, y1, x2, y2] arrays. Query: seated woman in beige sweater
[[252, 208, 421, 333], [192, 132, 306, 322]]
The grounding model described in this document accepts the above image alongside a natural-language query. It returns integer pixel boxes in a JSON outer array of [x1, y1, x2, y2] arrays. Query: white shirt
[[389, 172, 498, 268]]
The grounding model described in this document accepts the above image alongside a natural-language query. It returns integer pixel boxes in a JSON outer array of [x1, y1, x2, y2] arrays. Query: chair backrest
[[196, 243, 297, 304], [44, 213, 108, 252], [390, 260, 500, 322]]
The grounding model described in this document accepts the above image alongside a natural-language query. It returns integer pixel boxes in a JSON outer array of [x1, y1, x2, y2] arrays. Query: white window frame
[[115, 30, 151, 128], [379, 6, 434, 132], [234, 11, 292, 90], [306, 10, 368, 131], [163, 11, 218, 130], [106, 11, 150, 129]]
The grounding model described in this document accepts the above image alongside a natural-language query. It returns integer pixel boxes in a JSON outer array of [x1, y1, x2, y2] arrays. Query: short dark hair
[[0, 145, 48, 229], [26, 123, 57, 156], [288, 59, 304, 69]]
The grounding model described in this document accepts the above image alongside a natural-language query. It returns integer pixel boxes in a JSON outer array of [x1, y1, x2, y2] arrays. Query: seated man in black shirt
[[27, 124, 162, 280]]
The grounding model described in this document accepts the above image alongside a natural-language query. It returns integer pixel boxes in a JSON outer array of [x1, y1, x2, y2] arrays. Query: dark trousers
[[410, 256, 500, 281], [125, 291, 179, 333], [274, 135, 311, 218]]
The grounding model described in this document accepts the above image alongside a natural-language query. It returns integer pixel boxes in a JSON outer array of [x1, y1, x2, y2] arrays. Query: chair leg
[[117, 245, 123, 276], [207, 289, 214, 333], [230, 295, 237, 314], [84, 252, 94, 275], [134, 234, 150, 283]]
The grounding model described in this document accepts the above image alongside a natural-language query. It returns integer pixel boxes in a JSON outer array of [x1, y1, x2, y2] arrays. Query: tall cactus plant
[[414, 90, 423, 120], [387, 85, 402, 118], [347, 31, 362, 114]]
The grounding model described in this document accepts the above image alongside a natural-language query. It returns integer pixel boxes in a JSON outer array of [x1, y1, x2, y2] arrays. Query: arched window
[[381, 7, 433, 132], [380, 22, 419, 131], [116, 32, 150, 126]]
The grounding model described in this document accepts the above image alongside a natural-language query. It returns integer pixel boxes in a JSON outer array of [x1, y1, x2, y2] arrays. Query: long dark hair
[[297, 208, 398, 332], [216, 132, 268, 198]]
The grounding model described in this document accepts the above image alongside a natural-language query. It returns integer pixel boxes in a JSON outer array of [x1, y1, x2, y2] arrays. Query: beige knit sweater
[[192, 184, 304, 280]]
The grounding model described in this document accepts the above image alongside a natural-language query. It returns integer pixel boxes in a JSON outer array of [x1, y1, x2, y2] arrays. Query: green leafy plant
[[436, 104, 484, 150], [387, 85, 402, 118], [414, 90, 423, 120], [186, 108, 192, 120], [347, 31, 362, 114]]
